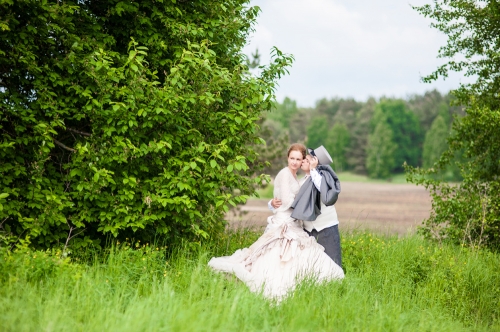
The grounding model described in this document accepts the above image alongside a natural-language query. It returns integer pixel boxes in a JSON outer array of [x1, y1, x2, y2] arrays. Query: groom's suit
[[294, 168, 342, 268]]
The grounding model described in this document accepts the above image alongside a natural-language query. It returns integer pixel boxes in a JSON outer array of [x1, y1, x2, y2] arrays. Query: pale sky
[[243, 0, 470, 107]]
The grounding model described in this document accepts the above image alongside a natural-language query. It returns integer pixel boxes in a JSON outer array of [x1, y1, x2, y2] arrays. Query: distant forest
[[257, 90, 464, 180]]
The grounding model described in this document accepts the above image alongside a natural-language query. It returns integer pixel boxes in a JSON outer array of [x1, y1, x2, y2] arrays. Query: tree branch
[[0, 217, 8, 229], [66, 127, 91, 137], [53, 139, 76, 152]]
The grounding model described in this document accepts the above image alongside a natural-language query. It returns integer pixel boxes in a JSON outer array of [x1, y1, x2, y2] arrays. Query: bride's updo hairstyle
[[287, 143, 306, 159]]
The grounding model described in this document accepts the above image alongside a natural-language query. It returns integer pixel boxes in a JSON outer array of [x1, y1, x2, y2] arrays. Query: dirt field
[[226, 182, 432, 235]]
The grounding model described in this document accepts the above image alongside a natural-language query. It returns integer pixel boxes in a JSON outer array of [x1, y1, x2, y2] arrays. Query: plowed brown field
[[226, 182, 432, 235]]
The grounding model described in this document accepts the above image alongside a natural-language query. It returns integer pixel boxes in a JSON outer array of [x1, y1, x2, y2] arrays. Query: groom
[[269, 146, 343, 268]]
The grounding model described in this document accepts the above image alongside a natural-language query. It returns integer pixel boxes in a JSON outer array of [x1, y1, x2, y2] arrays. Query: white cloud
[[244, 0, 472, 107]]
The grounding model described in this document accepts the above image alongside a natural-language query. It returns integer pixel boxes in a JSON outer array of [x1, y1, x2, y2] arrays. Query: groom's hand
[[271, 198, 282, 209], [310, 156, 319, 169]]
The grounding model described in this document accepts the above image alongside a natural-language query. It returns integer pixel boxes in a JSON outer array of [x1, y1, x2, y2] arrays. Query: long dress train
[[208, 167, 344, 299]]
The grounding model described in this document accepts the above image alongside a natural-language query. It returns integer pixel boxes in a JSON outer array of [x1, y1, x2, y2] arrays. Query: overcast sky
[[243, 0, 470, 107]]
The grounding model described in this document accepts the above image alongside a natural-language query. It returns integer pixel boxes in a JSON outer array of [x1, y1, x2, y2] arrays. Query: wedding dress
[[208, 167, 344, 300]]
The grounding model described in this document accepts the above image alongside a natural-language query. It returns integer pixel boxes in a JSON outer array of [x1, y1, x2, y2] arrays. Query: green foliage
[[0, 0, 293, 249], [305, 115, 329, 149], [408, 0, 500, 250], [255, 93, 457, 178], [407, 90, 461, 131], [346, 98, 376, 174], [288, 106, 313, 143], [414, 0, 500, 109], [407, 102, 500, 250], [366, 121, 397, 179], [324, 122, 350, 172], [422, 115, 449, 168], [267, 97, 298, 128], [374, 100, 423, 171], [253, 97, 297, 177], [1, 232, 499, 330], [253, 117, 289, 177]]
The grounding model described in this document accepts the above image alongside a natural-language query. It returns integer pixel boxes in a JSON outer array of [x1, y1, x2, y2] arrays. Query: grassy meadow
[[1, 230, 499, 332]]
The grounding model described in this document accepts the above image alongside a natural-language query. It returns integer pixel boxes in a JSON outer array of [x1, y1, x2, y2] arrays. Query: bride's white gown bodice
[[208, 167, 344, 300], [267, 167, 301, 227]]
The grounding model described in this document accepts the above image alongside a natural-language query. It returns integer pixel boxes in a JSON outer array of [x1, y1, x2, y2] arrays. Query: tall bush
[[407, 0, 500, 250], [0, 0, 293, 249]]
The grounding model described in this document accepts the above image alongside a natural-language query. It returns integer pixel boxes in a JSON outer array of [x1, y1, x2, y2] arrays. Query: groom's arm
[[309, 156, 322, 191], [310, 169, 322, 191]]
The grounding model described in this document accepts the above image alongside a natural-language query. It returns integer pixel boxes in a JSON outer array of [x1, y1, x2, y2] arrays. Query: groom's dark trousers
[[305, 224, 342, 268]]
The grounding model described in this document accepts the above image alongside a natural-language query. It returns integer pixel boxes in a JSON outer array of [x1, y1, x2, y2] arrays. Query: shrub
[[0, 1, 293, 249]]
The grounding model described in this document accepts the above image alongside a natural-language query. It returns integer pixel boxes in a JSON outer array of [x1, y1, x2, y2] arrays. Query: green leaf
[[210, 160, 217, 168], [70, 169, 82, 177]]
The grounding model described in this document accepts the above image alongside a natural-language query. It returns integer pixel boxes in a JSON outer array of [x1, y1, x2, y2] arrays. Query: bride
[[208, 143, 344, 299]]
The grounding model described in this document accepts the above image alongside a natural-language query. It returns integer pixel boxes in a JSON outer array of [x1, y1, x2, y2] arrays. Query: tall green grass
[[1, 231, 499, 331]]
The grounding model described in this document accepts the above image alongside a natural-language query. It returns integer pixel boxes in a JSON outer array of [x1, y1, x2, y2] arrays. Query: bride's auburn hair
[[287, 143, 306, 159]]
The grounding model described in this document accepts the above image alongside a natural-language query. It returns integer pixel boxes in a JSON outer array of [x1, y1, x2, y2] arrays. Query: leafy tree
[[331, 99, 363, 131], [374, 100, 422, 171], [288, 106, 313, 143], [315, 98, 362, 122], [267, 97, 298, 128], [347, 98, 376, 174], [255, 118, 290, 177], [0, 0, 293, 249], [422, 115, 449, 169], [315, 98, 339, 118], [415, 1, 500, 110], [366, 121, 396, 179], [407, 0, 500, 250], [305, 115, 329, 149], [324, 123, 350, 172]]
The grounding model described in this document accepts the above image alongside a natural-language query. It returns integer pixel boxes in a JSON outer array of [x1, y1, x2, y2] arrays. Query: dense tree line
[[259, 90, 463, 179]]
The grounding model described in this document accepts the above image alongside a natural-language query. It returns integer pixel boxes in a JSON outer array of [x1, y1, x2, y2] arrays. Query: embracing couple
[[208, 143, 344, 300]]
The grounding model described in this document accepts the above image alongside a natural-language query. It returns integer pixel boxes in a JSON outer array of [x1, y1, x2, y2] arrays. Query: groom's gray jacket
[[290, 165, 341, 221]]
